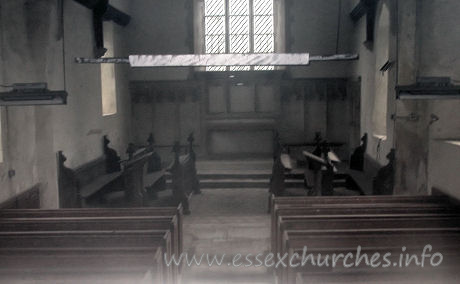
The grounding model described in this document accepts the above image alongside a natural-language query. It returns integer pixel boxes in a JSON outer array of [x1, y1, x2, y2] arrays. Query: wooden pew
[[0, 247, 164, 283], [270, 137, 363, 198], [0, 215, 179, 261], [0, 206, 184, 283], [143, 134, 168, 198], [58, 135, 157, 208], [295, 268, 460, 283], [280, 228, 460, 283], [122, 149, 154, 206], [271, 205, 460, 264], [270, 195, 452, 238], [58, 136, 124, 208], [0, 230, 171, 283], [127, 134, 169, 202], [0, 205, 184, 257], [167, 133, 201, 215], [270, 194, 451, 210], [270, 198, 458, 255], [274, 214, 460, 264], [269, 194, 460, 283]]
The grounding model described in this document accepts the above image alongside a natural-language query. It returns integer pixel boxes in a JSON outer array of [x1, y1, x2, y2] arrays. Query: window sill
[[373, 134, 387, 141], [445, 140, 460, 147]]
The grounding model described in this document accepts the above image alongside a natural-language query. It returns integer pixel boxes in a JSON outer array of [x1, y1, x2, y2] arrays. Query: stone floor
[[181, 188, 272, 284]]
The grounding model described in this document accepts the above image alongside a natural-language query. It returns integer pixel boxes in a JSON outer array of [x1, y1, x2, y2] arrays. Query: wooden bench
[[166, 133, 201, 215], [132, 133, 169, 199], [0, 215, 179, 260], [269, 194, 460, 283], [0, 205, 183, 257], [0, 247, 164, 283], [270, 196, 457, 254], [270, 140, 364, 198], [58, 135, 159, 207], [280, 228, 460, 283], [0, 230, 171, 283], [274, 214, 460, 259], [270, 194, 451, 210], [122, 150, 154, 206], [57, 136, 124, 208], [295, 263, 460, 283], [0, 205, 184, 283]]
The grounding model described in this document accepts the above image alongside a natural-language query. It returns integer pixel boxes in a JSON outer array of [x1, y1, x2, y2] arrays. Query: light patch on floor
[[182, 188, 272, 284]]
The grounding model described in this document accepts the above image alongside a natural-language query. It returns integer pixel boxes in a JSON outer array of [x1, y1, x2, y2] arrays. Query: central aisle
[[181, 187, 272, 284]]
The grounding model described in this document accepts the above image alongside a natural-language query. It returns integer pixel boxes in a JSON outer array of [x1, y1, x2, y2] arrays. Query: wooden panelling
[[0, 185, 40, 209]]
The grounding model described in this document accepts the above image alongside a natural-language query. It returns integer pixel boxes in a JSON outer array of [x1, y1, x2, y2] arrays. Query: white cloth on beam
[[128, 53, 310, 67]]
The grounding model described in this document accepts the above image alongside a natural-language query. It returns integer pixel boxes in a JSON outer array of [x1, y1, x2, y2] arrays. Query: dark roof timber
[[73, 0, 130, 26], [350, 0, 378, 43]]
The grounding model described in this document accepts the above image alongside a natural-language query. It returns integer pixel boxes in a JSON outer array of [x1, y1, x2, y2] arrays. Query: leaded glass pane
[[205, 16, 225, 35], [205, 0, 225, 16], [207, 66, 227, 71], [230, 34, 250, 53], [254, 34, 274, 53], [205, 35, 226, 54], [230, 65, 251, 71], [254, 65, 275, 70], [254, 0, 273, 15], [230, 15, 250, 35], [230, 0, 249, 15], [254, 15, 273, 35]]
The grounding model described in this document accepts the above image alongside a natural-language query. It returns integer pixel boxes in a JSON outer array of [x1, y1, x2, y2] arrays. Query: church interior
[[0, 0, 460, 283]]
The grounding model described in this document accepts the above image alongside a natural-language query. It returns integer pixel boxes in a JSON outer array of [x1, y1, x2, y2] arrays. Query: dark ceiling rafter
[[350, 0, 378, 44], [73, 0, 131, 58]]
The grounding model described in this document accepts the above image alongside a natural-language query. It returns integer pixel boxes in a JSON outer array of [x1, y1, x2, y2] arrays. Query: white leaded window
[[198, 0, 283, 71], [101, 22, 117, 116], [0, 108, 3, 163]]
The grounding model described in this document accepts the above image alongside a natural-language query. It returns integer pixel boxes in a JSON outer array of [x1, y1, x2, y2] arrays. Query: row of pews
[[270, 194, 460, 283], [271, 132, 395, 197], [58, 133, 200, 214], [0, 205, 184, 283]]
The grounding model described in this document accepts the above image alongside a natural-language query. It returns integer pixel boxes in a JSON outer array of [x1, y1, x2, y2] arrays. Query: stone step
[[165, 172, 303, 179], [199, 180, 270, 189], [166, 178, 304, 189], [185, 215, 270, 224], [183, 268, 272, 284], [186, 239, 270, 256], [196, 160, 273, 172], [184, 228, 270, 242], [184, 221, 269, 233], [166, 181, 270, 189], [198, 173, 271, 179]]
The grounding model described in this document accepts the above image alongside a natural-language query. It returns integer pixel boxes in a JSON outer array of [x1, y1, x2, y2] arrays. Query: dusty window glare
[[101, 22, 117, 116], [0, 108, 3, 163]]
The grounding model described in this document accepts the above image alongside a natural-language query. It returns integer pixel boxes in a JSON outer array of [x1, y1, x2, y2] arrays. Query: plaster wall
[[125, 0, 191, 81], [0, 0, 132, 207], [128, 0, 358, 161], [417, 0, 460, 197], [125, 0, 355, 81], [348, 0, 396, 169], [287, 0, 354, 78], [371, 0, 460, 195]]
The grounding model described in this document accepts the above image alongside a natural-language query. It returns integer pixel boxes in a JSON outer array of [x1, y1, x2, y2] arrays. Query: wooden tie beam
[[75, 53, 358, 67]]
